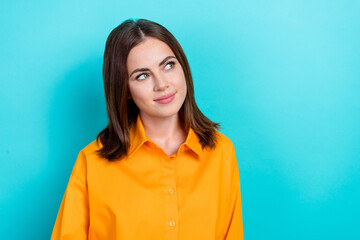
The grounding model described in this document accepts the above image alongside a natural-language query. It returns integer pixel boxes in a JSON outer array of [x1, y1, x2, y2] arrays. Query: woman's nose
[[153, 74, 169, 91]]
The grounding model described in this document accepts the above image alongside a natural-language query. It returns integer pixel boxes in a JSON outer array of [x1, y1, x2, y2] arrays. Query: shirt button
[[168, 188, 175, 194], [169, 220, 176, 227]]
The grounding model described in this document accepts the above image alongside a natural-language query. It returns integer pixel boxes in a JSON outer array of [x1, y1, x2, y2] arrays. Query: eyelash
[[135, 61, 176, 80]]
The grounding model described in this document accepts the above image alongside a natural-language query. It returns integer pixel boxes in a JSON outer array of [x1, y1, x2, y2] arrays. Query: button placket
[[161, 153, 179, 239], [169, 155, 175, 167]]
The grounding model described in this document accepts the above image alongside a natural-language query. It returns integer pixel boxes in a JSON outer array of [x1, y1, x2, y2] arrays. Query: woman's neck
[[139, 112, 187, 154]]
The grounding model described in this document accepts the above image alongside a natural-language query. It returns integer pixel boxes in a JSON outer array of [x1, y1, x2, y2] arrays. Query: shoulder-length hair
[[96, 18, 220, 161]]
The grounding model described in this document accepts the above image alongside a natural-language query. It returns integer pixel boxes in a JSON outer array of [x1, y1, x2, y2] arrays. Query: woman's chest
[[86, 152, 230, 239]]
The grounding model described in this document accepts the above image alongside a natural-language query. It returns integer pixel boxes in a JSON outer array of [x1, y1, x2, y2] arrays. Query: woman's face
[[127, 37, 187, 119]]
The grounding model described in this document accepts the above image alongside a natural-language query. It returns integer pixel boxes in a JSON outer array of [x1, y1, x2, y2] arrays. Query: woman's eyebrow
[[129, 56, 176, 77], [158, 56, 176, 67], [129, 68, 149, 77]]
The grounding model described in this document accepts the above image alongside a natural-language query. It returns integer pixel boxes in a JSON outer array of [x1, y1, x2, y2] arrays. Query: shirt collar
[[128, 114, 203, 159]]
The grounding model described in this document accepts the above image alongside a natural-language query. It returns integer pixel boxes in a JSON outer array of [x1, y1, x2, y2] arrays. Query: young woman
[[51, 19, 243, 240]]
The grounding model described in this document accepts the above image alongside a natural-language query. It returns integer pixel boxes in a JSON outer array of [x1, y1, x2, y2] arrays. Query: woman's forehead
[[127, 37, 175, 69]]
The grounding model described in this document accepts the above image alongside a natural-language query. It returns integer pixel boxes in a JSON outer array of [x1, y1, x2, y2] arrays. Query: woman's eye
[[164, 61, 175, 70], [136, 73, 149, 80]]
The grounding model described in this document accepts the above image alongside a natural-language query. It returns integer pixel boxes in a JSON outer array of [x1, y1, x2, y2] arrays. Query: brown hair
[[96, 18, 220, 161]]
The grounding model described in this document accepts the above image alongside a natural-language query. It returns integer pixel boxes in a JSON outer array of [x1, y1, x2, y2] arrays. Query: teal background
[[1, 0, 359, 239]]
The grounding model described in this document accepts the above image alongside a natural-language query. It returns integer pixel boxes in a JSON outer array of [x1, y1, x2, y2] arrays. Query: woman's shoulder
[[78, 139, 103, 158], [214, 130, 235, 149]]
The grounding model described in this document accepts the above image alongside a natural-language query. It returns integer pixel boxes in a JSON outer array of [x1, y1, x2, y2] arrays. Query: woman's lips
[[154, 93, 176, 104]]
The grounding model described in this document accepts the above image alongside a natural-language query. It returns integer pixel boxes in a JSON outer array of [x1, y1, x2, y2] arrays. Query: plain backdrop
[[1, 0, 359, 239]]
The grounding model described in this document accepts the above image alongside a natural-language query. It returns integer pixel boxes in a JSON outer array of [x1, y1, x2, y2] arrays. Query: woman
[[51, 19, 243, 240]]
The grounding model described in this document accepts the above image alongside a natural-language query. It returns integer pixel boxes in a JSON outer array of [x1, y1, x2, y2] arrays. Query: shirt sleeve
[[224, 143, 244, 240], [51, 150, 89, 240]]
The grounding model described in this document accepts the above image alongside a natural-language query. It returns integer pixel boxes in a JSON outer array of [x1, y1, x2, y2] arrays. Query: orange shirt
[[51, 115, 243, 239]]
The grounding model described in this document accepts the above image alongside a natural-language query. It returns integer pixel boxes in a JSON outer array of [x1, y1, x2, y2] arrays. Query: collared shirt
[[51, 115, 243, 240]]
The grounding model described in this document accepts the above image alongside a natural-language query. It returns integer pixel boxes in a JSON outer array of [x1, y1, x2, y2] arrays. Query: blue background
[[1, 0, 359, 239]]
